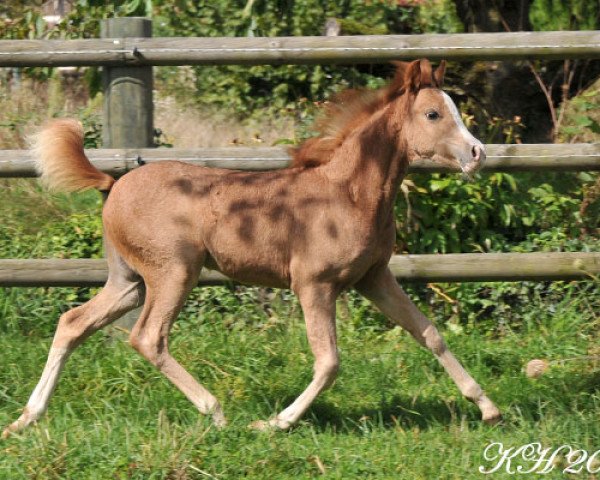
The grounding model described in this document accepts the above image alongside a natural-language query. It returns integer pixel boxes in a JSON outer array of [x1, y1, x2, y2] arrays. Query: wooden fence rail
[[0, 31, 599, 67], [1, 143, 599, 178], [1, 253, 598, 287]]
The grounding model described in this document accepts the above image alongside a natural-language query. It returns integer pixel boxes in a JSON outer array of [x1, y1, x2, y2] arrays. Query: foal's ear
[[390, 60, 409, 88], [389, 59, 437, 96], [404, 59, 424, 93], [433, 60, 446, 88]]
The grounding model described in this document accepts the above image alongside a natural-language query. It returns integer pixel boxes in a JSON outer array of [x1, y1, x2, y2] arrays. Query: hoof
[[212, 410, 228, 429], [248, 420, 273, 432], [1, 410, 40, 439], [477, 396, 502, 425], [1, 423, 19, 440], [248, 418, 291, 431], [483, 411, 502, 425]]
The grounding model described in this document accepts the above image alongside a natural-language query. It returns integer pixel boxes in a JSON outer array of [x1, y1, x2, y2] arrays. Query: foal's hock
[[3, 59, 500, 438]]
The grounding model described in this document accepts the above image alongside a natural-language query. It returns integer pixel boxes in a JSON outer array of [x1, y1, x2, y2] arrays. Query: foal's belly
[[199, 182, 387, 290], [202, 221, 293, 289], [204, 253, 290, 289], [202, 215, 381, 290]]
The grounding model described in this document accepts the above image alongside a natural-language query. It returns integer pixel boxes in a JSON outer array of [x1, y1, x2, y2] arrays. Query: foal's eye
[[425, 110, 440, 121]]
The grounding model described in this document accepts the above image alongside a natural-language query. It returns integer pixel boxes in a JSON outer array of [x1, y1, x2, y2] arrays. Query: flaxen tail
[[31, 118, 115, 193]]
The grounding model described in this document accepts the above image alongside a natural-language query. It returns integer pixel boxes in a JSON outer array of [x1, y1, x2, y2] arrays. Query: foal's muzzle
[[461, 143, 486, 178]]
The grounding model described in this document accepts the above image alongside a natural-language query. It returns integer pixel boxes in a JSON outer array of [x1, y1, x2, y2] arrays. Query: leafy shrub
[[530, 0, 600, 31], [395, 171, 592, 254], [44, 213, 104, 259], [150, 1, 416, 117]]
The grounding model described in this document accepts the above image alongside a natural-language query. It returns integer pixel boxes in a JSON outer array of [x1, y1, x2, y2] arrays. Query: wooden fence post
[[101, 17, 153, 330], [101, 17, 153, 149]]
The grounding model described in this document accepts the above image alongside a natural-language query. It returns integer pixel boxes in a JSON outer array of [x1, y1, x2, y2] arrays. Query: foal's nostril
[[471, 144, 487, 164]]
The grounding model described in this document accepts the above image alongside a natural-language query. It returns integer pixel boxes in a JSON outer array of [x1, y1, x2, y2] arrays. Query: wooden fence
[[1, 253, 598, 287], [1, 31, 599, 66], [1, 144, 600, 177], [1, 17, 599, 287]]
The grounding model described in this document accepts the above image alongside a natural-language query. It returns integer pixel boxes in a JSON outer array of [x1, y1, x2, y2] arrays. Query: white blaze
[[441, 91, 483, 147]]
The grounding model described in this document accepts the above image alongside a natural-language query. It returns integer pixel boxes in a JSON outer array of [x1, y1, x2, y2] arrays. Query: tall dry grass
[[155, 96, 295, 148], [0, 73, 296, 149], [0, 72, 90, 149], [0, 80, 49, 149]]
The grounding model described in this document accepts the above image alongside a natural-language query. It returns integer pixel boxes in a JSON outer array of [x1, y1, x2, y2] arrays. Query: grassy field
[[0, 281, 598, 479]]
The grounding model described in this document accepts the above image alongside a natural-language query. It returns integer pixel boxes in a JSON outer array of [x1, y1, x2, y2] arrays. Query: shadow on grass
[[502, 370, 600, 423], [261, 369, 600, 433], [305, 395, 457, 432]]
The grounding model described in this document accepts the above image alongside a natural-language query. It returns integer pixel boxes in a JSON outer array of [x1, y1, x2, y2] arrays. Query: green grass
[[0, 284, 598, 479]]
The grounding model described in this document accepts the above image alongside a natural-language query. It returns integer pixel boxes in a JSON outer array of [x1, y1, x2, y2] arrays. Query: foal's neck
[[323, 104, 408, 219]]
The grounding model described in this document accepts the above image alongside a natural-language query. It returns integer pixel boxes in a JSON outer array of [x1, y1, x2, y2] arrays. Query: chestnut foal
[[3, 59, 500, 438]]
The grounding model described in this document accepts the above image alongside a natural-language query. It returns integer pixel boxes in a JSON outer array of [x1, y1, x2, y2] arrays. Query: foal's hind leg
[[251, 283, 339, 430], [128, 266, 226, 427], [2, 259, 144, 438], [356, 267, 501, 424]]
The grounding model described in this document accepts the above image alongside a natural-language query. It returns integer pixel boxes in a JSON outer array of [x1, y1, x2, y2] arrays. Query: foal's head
[[390, 59, 485, 177], [292, 59, 484, 177]]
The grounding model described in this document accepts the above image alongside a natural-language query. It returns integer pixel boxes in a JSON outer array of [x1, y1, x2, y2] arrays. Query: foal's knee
[[315, 353, 340, 387], [129, 331, 165, 367], [422, 325, 447, 356]]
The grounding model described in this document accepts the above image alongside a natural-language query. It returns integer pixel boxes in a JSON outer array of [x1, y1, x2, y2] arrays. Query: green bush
[[395, 171, 593, 255], [530, 0, 600, 31], [150, 0, 416, 117]]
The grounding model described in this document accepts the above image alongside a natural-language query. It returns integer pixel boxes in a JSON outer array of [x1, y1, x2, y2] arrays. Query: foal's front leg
[[356, 267, 501, 424], [251, 283, 339, 430]]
